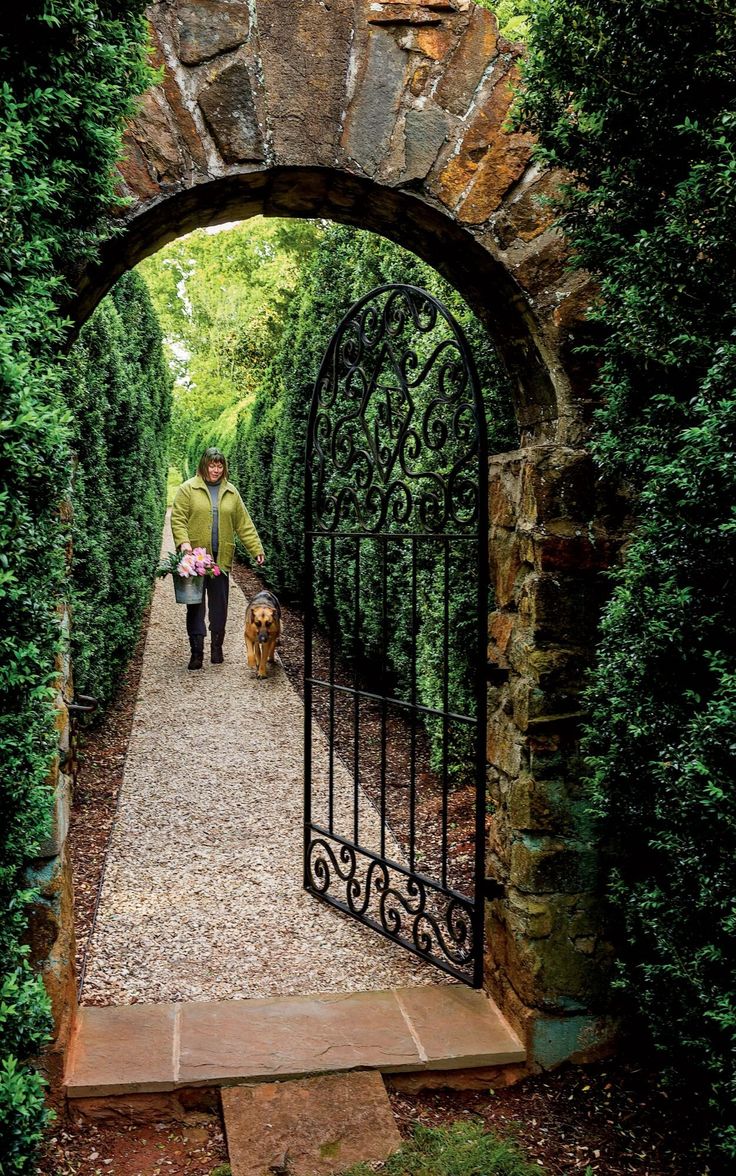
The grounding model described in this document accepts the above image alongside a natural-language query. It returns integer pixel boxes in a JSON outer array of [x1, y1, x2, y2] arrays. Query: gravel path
[[81, 515, 446, 1004]]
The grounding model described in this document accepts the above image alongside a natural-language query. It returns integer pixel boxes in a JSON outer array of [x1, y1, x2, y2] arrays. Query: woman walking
[[171, 447, 264, 669]]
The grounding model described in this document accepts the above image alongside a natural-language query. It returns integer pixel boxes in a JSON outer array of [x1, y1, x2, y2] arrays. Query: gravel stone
[[81, 517, 447, 1005]]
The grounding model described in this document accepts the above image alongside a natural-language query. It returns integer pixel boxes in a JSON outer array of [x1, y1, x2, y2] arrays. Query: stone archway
[[72, 0, 596, 444], [54, 0, 616, 1067]]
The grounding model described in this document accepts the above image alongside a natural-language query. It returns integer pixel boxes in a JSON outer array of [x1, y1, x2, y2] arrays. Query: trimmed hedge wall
[[516, 0, 736, 1162], [0, 4, 152, 1171], [65, 272, 171, 708]]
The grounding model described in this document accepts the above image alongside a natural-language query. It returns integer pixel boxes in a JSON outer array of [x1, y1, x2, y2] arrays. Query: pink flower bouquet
[[156, 547, 221, 580]]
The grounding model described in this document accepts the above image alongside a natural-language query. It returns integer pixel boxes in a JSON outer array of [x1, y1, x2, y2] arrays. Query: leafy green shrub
[[515, 0, 736, 1161], [0, 2, 152, 1168]]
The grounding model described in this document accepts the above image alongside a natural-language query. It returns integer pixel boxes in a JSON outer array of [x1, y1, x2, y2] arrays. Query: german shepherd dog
[[244, 590, 282, 678]]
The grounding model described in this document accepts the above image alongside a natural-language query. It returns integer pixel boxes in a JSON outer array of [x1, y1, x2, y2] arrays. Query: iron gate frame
[[303, 283, 488, 987]]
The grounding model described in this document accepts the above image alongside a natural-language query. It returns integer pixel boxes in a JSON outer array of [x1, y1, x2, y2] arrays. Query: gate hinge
[[484, 877, 505, 901]]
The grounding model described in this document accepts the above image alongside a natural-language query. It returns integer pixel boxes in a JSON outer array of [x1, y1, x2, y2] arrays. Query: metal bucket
[[173, 575, 204, 605]]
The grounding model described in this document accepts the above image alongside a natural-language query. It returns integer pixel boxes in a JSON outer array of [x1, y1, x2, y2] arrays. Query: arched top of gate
[[307, 283, 486, 536], [67, 0, 596, 442]]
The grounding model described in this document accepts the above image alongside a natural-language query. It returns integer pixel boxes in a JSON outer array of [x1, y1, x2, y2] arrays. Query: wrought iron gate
[[304, 284, 488, 986]]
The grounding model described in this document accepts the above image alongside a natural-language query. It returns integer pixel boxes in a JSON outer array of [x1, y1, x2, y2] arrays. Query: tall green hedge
[[515, 0, 736, 1162], [64, 271, 171, 706], [0, 4, 152, 1170]]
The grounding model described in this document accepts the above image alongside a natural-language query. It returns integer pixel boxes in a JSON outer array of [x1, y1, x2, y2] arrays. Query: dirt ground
[[56, 561, 700, 1176]]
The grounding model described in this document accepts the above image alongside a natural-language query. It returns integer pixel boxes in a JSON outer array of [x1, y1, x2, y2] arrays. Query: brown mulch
[[387, 1064, 700, 1176], [67, 602, 152, 995], [37, 1117, 228, 1176], [60, 560, 700, 1176]]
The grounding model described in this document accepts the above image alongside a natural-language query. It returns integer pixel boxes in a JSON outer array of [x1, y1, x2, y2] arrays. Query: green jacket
[[170, 475, 263, 573]]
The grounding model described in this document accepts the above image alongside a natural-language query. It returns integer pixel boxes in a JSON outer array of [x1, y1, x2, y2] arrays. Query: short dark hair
[[198, 447, 229, 480]]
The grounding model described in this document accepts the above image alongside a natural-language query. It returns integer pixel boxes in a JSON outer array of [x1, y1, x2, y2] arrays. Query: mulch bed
[[60, 561, 699, 1176]]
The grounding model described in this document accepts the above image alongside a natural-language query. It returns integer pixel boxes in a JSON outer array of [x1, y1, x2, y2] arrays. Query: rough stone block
[[342, 28, 408, 177], [401, 104, 451, 182], [531, 527, 612, 574], [507, 775, 558, 834], [487, 712, 522, 779], [488, 609, 515, 669], [492, 168, 563, 249], [510, 835, 596, 895], [520, 447, 596, 527], [456, 79, 534, 223], [528, 726, 583, 785], [489, 527, 525, 607], [530, 1012, 618, 1069], [257, 0, 353, 165], [435, 63, 532, 221], [198, 60, 263, 163], [36, 768, 72, 860], [506, 229, 571, 315], [128, 88, 188, 187], [434, 6, 500, 116], [489, 469, 517, 527], [387, 1062, 530, 1093], [507, 888, 554, 940], [24, 848, 77, 1049], [398, 25, 455, 62], [176, 1, 250, 65], [519, 572, 602, 648]]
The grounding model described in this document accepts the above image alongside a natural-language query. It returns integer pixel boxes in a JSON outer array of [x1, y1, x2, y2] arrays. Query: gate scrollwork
[[304, 284, 487, 986]]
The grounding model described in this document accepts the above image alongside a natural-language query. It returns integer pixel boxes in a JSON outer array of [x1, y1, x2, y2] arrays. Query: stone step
[[222, 1071, 401, 1176], [65, 985, 524, 1100]]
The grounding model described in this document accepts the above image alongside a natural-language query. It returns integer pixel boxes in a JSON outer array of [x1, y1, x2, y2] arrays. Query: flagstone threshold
[[65, 986, 525, 1099]]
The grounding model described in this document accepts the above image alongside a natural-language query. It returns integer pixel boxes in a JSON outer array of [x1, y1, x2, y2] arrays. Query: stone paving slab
[[67, 1004, 178, 1096], [395, 984, 525, 1069], [65, 986, 524, 1098], [221, 1071, 402, 1176], [179, 990, 420, 1086]]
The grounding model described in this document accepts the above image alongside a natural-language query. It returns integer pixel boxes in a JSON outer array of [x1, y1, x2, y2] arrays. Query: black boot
[[187, 635, 204, 670], [211, 631, 224, 664]]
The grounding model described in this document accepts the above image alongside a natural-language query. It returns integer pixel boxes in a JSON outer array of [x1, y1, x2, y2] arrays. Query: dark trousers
[[186, 572, 229, 638]]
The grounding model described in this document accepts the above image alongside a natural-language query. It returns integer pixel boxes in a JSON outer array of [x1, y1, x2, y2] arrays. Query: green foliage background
[[227, 224, 518, 778], [0, 4, 156, 1170], [64, 272, 171, 707], [515, 0, 736, 1161], [137, 220, 321, 477]]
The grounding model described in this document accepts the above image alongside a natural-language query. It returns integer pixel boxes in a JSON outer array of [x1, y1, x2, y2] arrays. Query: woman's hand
[[180, 542, 193, 553], [256, 553, 265, 565]]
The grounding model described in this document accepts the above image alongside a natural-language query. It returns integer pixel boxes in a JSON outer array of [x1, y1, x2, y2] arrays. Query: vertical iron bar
[[328, 535, 336, 833], [380, 535, 388, 858], [441, 537, 450, 890], [303, 489, 314, 893], [474, 427, 489, 988], [409, 537, 418, 873], [353, 535, 361, 845]]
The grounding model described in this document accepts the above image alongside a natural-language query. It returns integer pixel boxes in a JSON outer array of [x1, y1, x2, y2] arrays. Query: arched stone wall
[[56, 0, 618, 1066], [71, 0, 597, 444]]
